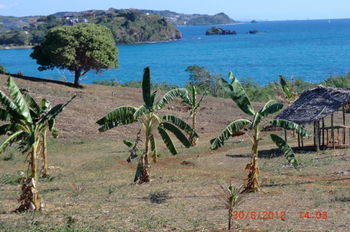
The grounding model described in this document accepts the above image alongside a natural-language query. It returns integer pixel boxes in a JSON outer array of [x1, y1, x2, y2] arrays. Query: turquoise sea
[[1, 19, 350, 86]]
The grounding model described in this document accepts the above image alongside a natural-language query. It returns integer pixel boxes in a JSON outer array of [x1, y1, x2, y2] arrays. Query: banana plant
[[97, 67, 198, 183], [22, 93, 60, 178], [0, 76, 75, 211], [278, 75, 297, 103], [210, 73, 310, 193], [181, 85, 205, 145]]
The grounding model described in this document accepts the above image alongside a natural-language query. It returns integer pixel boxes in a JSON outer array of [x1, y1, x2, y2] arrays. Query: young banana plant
[[182, 85, 205, 145], [0, 76, 75, 211], [278, 75, 297, 103], [22, 93, 61, 178], [97, 67, 198, 183], [210, 73, 310, 193]]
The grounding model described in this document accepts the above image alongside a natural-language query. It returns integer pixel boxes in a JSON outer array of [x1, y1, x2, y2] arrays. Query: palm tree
[[97, 67, 198, 183], [0, 76, 75, 211], [210, 73, 310, 193], [182, 85, 205, 145]]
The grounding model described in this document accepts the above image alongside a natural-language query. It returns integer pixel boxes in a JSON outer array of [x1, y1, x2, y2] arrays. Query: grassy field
[[0, 76, 349, 232]]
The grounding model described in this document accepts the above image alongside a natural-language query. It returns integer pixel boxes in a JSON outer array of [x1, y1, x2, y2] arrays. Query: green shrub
[[322, 73, 350, 88], [0, 64, 6, 74]]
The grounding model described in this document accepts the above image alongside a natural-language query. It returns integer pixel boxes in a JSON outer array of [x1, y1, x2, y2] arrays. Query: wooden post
[[343, 106, 346, 144], [315, 121, 320, 152], [326, 129, 329, 147], [301, 126, 304, 147], [331, 113, 335, 149], [322, 118, 325, 149], [297, 131, 301, 148], [313, 121, 316, 147]]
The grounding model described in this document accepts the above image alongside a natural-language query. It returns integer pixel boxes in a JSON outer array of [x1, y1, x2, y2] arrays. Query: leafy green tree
[[185, 65, 221, 96], [0, 77, 74, 211], [0, 64, 6, 74], [97, 67, 198, 183], [210, 73, 310, 193], [30, 23, 118, 87]]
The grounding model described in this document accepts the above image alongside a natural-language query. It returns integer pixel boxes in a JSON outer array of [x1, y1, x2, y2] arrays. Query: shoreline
[[0, 38, 182, 50], [0, 45, 33, 50]]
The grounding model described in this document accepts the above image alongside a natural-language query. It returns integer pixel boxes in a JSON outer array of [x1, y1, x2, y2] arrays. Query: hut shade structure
[[276, 86, 350, 150]]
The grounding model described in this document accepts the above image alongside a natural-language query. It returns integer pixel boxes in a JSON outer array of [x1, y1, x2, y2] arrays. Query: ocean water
[[1, 19, 350, 86]]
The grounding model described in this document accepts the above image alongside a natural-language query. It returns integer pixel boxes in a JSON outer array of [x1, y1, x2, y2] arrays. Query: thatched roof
[[276, 86, 350, 124]]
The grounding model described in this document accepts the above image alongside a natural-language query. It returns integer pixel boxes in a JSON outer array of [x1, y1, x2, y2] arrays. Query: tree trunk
[[228, 208, 232, 230], [41, 130, 48, 178], [17, 143, 41, 211], [242, 129, 260, 193], [140, 135, 151, 183], [74, 69, 81, 87], [190, 111, 198, 146]]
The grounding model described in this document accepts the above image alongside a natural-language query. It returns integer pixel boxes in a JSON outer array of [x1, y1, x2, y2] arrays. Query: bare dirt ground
[[0, 76, 349, 232]]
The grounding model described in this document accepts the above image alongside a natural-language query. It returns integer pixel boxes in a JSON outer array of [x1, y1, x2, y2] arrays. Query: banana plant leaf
[[7, 77, 32, 123], [162, 115, 198, 138], [156, 88, 190, 110], [142, 67, 152, 108], [97, 106, 137, 132], [158, 126, 177, 155], [252, 100, 283, 128], [220, 74, 255, 116], [269, 119, 311, 137], [270, 134, 299, 168], [162, 122, 191, 148], [210, 119, 251, 150]]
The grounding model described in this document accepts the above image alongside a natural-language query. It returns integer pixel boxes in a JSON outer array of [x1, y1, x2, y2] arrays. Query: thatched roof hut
[[277, 86, 350, 124], [276, 86, 350, 151]]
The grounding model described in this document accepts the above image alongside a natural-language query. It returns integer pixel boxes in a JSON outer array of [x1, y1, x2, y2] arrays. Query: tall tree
[[0, 77, 75, 211], [210, 73, 310, 193], [30, 23, 118, 87], [97, 67, 198, 183]]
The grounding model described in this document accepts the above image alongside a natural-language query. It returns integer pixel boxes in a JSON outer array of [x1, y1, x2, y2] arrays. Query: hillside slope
[[139, 10, 237, 25], [0, 74, 257, 141], [0, 9, 182, 46]]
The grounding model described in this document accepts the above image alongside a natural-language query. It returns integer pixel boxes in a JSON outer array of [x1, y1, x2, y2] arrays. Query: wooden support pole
[[322, 118, 325, 148], [343, 106, 346, 144], [301, 126, 304, 147], [315, 121, 320, 152], [326, 129, 329, 147], [297, 131, 301, 148], [331, 113, 335, 149], [313, 121, 316, 147]]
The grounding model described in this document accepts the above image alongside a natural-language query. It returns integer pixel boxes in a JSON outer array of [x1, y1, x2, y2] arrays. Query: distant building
[[68, 18, 89, 25]]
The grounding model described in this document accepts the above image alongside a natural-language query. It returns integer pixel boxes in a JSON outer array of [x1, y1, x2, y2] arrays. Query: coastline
[[0, 45, 33, 50], [0, 38, 182, 50]]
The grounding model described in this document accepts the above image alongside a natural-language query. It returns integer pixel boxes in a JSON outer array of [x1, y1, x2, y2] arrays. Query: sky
[[0, 0, 349, 20]]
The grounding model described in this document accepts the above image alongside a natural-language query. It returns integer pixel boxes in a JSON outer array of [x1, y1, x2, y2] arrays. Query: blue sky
[[0, 0, 349, 20]]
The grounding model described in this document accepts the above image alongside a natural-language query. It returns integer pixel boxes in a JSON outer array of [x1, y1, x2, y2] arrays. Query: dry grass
[[0, 76, 350, 232]]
